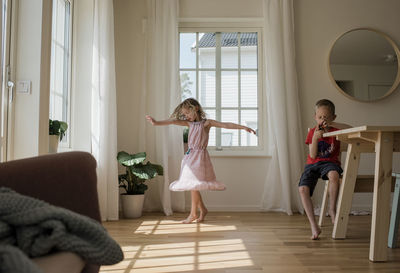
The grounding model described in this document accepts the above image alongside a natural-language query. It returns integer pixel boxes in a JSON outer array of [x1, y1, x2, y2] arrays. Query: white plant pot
[[49, 135, 59, 153], [121, 194, 145, 218]]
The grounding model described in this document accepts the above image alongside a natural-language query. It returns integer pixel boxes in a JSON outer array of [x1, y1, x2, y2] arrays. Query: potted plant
[[48, 119, 68, 153], [117, 151, 163, 218]]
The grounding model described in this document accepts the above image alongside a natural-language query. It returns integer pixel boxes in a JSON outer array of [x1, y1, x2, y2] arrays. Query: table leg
[[332, 142, 360, 239], [370, 132, 393, 261]]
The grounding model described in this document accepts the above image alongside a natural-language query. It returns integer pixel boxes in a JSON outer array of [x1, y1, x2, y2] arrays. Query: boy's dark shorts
[[298, 161, 343, 196]]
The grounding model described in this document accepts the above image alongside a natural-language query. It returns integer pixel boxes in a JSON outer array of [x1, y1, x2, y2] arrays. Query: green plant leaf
[[151, 163, 164, 176], [59, 121, 68, 141], [117, 151, 146, 166], [117, 151, 163, 194], [59, 122, 68, 132], [131, 162, 163, 180], [49, 119, 68, 141], [49, 119, 60, 135]]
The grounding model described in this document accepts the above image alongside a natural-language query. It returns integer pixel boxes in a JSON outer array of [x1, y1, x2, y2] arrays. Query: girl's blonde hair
[[170, 98, 206, 121]]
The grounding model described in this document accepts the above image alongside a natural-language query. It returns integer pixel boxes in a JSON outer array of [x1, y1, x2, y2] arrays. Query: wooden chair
[[318, 174, 397, 226], [318, 162, 399, 249], [317, 143, 397, 227]]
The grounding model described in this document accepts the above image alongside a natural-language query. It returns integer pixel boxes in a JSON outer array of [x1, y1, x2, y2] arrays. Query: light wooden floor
[[100, 212, 400, 273]]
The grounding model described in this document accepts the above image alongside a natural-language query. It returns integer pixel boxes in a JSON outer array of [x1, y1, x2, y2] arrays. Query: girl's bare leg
[[182, 191, 198, 223], [195, 191, 208, 222]]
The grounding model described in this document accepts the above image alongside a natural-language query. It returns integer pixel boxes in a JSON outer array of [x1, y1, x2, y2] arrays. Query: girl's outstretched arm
[[206, 119, 256, 134], [145, 115, 189, 126]]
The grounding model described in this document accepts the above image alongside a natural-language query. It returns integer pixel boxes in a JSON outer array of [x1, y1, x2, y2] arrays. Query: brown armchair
[[0, 151, 101, 273]]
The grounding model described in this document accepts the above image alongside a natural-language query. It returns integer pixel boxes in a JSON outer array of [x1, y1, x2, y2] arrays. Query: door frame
[[0, 0, 17, 162]]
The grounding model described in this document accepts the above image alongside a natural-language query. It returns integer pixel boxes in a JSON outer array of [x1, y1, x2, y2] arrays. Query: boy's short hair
[[315, 99, 335, 116]]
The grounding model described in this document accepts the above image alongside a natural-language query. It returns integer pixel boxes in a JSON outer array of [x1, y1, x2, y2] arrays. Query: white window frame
[[49, 0, 73, 149], [179, 24, 267, 157]]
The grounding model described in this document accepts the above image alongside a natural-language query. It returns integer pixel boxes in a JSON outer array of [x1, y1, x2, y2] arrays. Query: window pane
[[221, 71, 238, 107], [241, 71, 257, 107], [205, 109, 215, 146], [56, 1, 66, 41], [53, 95, 64, 120], [241, 110, 258, 146], [198, 33, 215, 69], [50, 0, 71, 144], [240, 32, 257, 69], [179, 31, 261, 150], [221, 33, 238, 69], [55, 47, 64, 92], [180, 71, 196, 100], [199, 71, 215, 107], [179, 33, 196, 69], [221, 110, 238, 146]]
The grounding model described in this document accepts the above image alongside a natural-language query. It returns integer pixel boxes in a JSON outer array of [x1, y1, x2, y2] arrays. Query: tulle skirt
[[169, 150, 226, 191]]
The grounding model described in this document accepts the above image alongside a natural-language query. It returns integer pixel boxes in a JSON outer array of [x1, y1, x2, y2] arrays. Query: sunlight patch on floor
[[100, 238, 253, 273], [134, 222, 237, 235]]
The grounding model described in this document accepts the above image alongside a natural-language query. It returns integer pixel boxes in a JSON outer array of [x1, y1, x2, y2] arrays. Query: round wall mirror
[[328, 28, 400, 102]]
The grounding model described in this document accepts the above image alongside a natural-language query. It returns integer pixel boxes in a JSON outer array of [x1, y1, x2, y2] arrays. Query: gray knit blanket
[[0, 187, 123, 273]]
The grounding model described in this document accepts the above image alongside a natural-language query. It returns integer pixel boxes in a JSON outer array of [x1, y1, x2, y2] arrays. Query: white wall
[[179, 0, 263, 18], [294, 0, 400, 210], [13, 0, 45, 159], [114, 0, 400, 212], [113, 0, 146, 154]]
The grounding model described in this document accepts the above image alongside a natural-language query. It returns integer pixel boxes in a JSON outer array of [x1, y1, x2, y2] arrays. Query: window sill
[[208, 148, 270, 157]]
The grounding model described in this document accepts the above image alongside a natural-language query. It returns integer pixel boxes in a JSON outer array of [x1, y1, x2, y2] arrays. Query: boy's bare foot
[[196, 208, 208, 223], [182, 214, 197, 224], [329, 209, 336, 224], [311, 224, 321, 240]]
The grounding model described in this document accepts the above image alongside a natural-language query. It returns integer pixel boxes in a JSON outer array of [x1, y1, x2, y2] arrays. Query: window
[[49, 0, 72, 146], [179, 31, 262, 153]]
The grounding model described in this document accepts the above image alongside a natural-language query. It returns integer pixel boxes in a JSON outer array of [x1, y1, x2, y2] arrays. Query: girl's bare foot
[[196, 208, 208, 223], [311, 224, 321, 240], [182, 214, 197, 224]]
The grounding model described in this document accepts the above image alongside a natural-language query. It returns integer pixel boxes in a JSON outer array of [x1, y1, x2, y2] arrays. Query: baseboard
[[185, 205, 262, 212]]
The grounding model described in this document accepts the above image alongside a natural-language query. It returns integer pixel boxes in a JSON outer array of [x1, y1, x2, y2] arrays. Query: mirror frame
[[328, 28, 400, 102]]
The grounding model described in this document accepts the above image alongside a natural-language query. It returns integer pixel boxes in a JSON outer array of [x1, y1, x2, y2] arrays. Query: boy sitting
[[298, 99, 350, 240]]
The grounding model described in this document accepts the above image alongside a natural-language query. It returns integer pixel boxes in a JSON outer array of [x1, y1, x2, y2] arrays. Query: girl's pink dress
[[169, 120, 226, 191]]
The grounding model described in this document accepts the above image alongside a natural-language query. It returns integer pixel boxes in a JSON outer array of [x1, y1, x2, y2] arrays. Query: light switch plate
[[16, 80, 31, 94]]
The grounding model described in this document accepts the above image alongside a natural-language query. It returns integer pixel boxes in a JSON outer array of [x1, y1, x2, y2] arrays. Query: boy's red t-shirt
[[305, 127, 341, 165]]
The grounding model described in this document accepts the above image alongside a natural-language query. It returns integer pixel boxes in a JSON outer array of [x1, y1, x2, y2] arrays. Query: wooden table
[[324, 126, 400, 262]]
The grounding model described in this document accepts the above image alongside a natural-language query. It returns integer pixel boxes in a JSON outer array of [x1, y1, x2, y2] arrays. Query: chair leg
[[388, 173, 400, 248], [319, 180, 329, 227]]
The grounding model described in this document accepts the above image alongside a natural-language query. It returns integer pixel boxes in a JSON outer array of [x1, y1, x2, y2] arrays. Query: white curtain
[[261, 0, 305, 215], [91, 0, 119, 220], [138, 0, 184, 215]]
